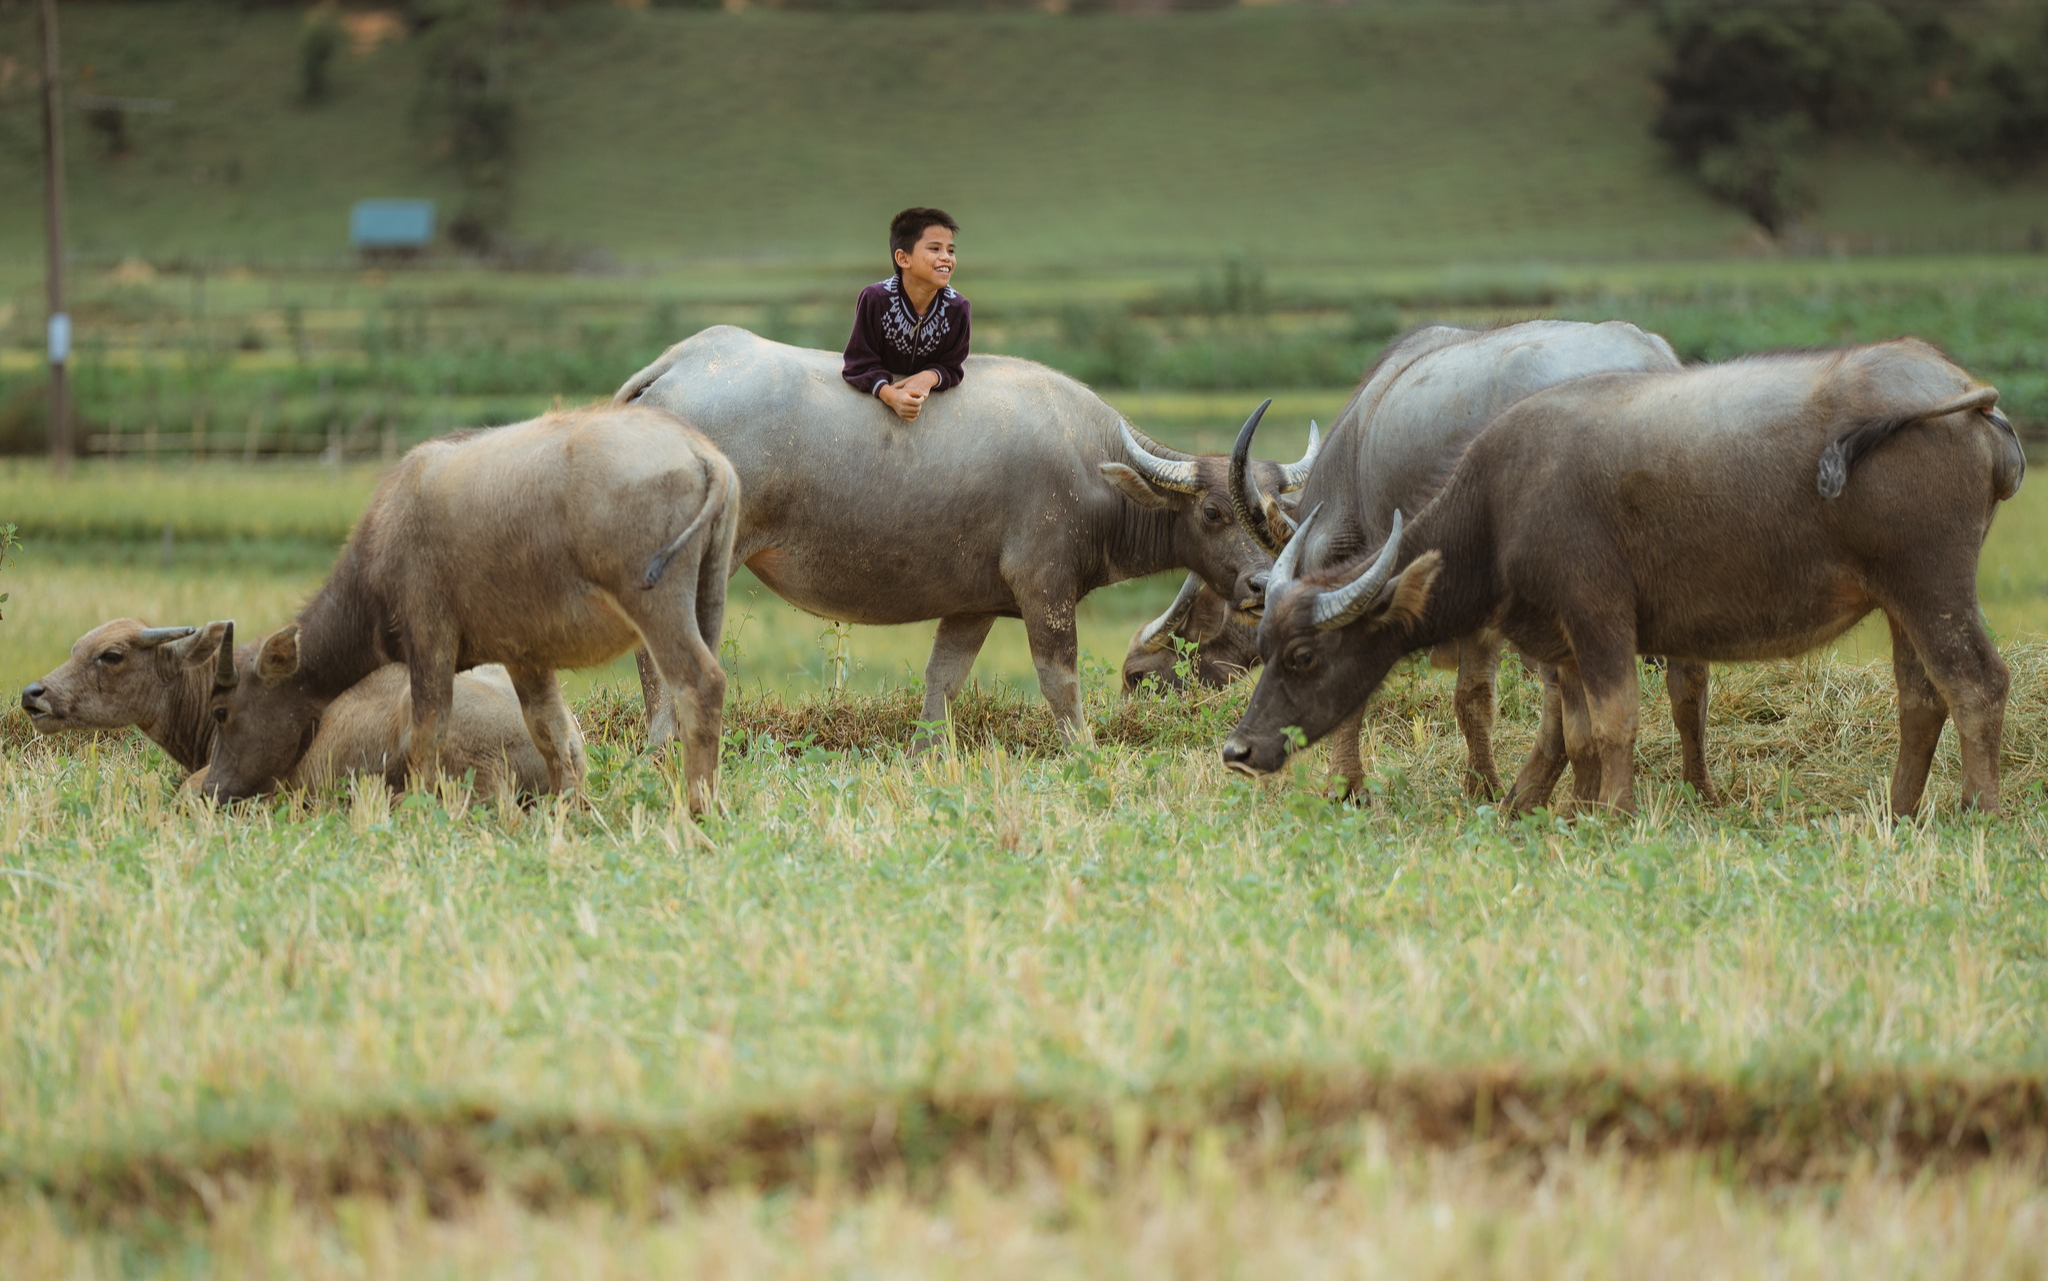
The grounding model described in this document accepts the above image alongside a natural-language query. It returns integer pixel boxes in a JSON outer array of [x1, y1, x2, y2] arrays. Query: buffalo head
[[1220, 507, 1442, 776], [1120, 572, 1259, 695], [22, 619, 228, 740], [202, 622, 327, 801], [1097, 400, 1317, 618]]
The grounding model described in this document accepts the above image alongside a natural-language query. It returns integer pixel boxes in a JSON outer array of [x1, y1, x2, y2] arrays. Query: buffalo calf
[[201, 405, 737, 814]]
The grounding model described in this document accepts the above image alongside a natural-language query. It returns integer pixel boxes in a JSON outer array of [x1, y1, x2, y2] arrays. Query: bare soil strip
[[16, 1065, 2047, 1225]]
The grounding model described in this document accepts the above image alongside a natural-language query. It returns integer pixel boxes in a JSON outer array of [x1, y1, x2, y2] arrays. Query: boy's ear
[[1098, 462, 1172, 510]]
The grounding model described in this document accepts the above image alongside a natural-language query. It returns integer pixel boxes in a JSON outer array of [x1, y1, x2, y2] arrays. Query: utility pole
[[38, 0, 72, 473]]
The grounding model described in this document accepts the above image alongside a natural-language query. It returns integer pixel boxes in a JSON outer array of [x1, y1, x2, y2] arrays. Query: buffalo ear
[[257, 625, 302, 685], [170, 621, 231, 668], [1097, 462, 1172, 510], [1260, 494, 1298, 543], [1187, 587, 1230, 643], [1381, 551, 1442, 630]]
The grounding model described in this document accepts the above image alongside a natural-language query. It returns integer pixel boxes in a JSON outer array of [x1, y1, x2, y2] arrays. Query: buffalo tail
[[641, 456, 734, 591], [1816, 386, 2001, 500]]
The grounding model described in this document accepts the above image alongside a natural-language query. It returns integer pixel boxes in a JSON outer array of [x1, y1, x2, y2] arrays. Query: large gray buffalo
[[1220, 319, 1703, 800], [1223, 339, 2024, 816], [614, 326, 1314, 743], [21, 619, 565, 795], [201, 405, 738, 813]]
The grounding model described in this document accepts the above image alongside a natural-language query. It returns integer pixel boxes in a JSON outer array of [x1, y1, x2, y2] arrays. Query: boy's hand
[[880, 371, 942, 422]]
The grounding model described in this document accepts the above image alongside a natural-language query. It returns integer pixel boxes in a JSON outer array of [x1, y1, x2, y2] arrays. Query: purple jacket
[[841, 275, 972, 396]]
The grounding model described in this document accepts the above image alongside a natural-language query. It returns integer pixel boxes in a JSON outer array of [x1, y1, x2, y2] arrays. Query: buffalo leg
[[506, 664, 584, 795], [1665, 659, 1719, 803], [636, 649, 675, 748], [1573, 647, 1642, 816], [1325, 705, 1367, 802], [403, 636, 458, 791], [1558, 664, 1604, 805], [1506, 666, 1569, 816], [914, 613, 998, 750], [1019, 593, 1090, 745], [1886, 606, 2008, 815], [1454, 631, 1505, 800], [619, 600, 726, 819]]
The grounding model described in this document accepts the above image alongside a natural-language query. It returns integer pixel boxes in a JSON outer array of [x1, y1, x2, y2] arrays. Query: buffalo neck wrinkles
[[154, 661, 219, 772], [1400, 478, 1498, 651], [292, 550, 390, 702], [1099, 497, 1183, 590]]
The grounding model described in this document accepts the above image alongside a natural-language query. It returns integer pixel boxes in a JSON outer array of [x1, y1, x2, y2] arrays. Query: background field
[[7, 1, 2048, 1275]]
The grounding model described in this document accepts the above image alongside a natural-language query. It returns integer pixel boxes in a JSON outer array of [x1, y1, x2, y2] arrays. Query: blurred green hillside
[[3, 1, 2045, 270]]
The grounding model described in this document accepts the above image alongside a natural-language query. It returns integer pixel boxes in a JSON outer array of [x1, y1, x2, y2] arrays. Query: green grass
[[3, 3, 2046, 269], [5, 640, 2048, 1273]]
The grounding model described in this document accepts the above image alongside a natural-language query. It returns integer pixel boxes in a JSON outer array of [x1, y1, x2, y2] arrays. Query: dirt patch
[[19, 1064, 2048, 1228]]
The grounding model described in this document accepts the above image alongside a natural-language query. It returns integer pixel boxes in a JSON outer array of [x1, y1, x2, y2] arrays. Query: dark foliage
[[1649, 2, 1956, 234]]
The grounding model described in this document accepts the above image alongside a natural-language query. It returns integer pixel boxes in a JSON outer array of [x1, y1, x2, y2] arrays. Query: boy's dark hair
[[890, 207, 958, 261]]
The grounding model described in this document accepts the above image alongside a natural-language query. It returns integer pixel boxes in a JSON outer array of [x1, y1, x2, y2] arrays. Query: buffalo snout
[[20, 682, 54, 722], [1220, 736, 1278, 777]]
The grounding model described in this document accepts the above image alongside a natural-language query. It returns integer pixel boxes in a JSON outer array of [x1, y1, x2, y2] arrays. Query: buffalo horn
[[1227, 399, 1283, 554], [1136, 573, 1208, 654], [1278, 419, 1322, 491], [1311, 510, 1405, 632], [1123, 421, 1196, 463], [214, 621, 238, 689], [1266, 503, 1324, 599], [1118, 420, 1204, 494], [134, 625, 196, 649]]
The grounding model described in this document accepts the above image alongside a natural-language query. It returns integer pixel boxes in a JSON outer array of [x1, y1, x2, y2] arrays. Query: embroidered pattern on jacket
[[878, 276, 957, 361]]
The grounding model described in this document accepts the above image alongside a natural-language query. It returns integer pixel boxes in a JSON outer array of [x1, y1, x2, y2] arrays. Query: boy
[[842, 207, 970, 423]]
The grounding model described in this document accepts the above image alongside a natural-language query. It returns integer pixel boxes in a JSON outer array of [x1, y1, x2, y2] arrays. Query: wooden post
[[38, 0, 72, 473]]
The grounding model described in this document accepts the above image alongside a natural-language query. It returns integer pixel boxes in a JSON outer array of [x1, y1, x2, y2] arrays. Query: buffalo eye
[[212, 707, 229, 725], [1201, 501, 1226, 525], [96, 650, 125, 666], [1286, 645, 1318, 673]]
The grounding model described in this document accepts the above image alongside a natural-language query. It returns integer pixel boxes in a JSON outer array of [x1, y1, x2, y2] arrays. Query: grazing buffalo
[[1221, 319, 1705, 799], [614, 326, 1313, 743], [202, 405, 737, 813], [21, 619, 566, 795], [1121, 573, 1259, 694], [1223, 339, 2024, 816]]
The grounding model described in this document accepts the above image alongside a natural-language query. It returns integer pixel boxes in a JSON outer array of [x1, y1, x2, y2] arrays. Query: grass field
[[8, 2, 2048, 1271], [6, 441, 2048, 1273], [3, 2, 2046, 269]]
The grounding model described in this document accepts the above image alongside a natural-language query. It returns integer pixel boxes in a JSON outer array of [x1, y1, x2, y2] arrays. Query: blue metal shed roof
[[349, 199, 436, 247]]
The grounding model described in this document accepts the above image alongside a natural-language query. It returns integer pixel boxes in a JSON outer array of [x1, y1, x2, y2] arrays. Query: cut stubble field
[[5, 464, 2048, 1274]]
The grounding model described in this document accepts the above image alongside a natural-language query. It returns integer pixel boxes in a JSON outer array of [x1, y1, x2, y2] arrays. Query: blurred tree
[[411, 0, 522, 250], [1912, 10, 2048, 181], [1648, 1, 1957, 235], [299, 4, 343, 105]]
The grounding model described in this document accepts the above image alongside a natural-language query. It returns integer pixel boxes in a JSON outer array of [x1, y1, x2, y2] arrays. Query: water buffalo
[[201, 404, 738, 813], [1219, 319, 1705, 800], [21, 618, 566, 795], [613, 326, 1314, 744], [1223, 339, 2024, 816], [1120, 573, 1260, 694]]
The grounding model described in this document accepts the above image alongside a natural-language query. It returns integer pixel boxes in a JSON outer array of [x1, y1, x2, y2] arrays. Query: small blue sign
[[349, 199, 436, 249]]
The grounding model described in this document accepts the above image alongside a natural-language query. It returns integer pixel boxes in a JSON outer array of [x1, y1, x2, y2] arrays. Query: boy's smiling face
[[894, 225, 957, 294]]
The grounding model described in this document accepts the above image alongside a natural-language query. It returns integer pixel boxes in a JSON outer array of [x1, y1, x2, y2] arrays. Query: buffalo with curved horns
[[615, 326, 1315, 743], [1224, 339, 2024, 816], [1220, 319, 1703, 800]]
